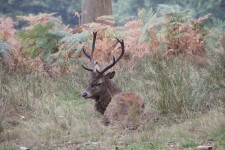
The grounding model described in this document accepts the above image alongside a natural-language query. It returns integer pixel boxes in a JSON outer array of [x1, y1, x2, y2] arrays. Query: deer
[[81, 32, 145, 128]]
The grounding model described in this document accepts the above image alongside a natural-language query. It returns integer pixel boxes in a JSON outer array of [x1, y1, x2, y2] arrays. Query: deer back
[[103, 92, 145, 128]]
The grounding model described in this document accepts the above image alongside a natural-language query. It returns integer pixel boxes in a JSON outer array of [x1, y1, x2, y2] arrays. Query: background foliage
[[0, 0, 81, 27], [0, 0, 225, 27]]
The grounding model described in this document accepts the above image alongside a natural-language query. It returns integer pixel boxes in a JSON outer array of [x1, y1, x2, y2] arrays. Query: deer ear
[[106, 71, 115, 79]]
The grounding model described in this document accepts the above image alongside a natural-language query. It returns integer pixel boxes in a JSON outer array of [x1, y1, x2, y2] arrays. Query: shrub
[[18, 13, 89, 73], [0, 17, 21, 70], [138, 5, 210, 57]]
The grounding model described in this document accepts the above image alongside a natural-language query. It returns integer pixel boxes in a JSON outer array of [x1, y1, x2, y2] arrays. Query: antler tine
[[82, 47, 91, 60], [90, 31, 97, 66], [82, 64, 93, 72], [97, 38, 125, 74], [82, 31, 98, 72]]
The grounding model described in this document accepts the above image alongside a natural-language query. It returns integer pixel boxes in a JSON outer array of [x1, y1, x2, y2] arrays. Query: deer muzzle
[[82, 90, 93, 99]]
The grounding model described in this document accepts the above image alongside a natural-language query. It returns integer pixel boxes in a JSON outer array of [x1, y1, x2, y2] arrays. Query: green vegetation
[[113, 0, 225, 25], [0, 0, 81, 26], [19, 23, 62, 61], [17, 13, 89, 67], [0, 3, 225, 150], [1, 51, 225, 149], [0, 40, 9, 63], [1, 0, 225, 26]]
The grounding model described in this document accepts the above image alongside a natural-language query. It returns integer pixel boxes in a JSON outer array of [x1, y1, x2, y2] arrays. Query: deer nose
[[82, 92, 88, 98]]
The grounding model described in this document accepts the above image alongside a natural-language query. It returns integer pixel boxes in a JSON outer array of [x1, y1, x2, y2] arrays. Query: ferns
[[156, 4, 195, 22], [18, 23, 62, 61], [204, 17, 225, 52], [138, 5, 208, 57], [139, 4, 196, 40], [49, 31, 89, 66], [138, 8, 157, 43], [0, 41, 9, 63], [0, 17, 21, 70], [18, 13, 89, 67]]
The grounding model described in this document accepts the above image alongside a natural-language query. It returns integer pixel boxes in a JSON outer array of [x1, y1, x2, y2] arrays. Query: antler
[[82, 32, 125, 74], [82, 31, 98, 72], [96, 38, 125, 74]]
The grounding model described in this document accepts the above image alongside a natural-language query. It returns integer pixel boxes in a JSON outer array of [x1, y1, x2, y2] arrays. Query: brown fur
[[91, 72, 121, 114], [103, 92, 145, 128]]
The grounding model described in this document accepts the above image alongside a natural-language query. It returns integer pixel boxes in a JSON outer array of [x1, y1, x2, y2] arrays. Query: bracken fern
[[0, 40, 9, 63]]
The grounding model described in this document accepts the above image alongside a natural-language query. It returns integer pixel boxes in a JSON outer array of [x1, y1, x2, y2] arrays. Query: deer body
[[82, 32, 144, 127]]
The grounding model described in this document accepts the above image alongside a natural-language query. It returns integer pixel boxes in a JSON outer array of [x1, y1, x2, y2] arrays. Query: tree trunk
[[82, 0, 112, 24]]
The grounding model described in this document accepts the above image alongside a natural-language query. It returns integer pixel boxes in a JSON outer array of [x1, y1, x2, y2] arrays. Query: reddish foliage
[[0, 17, 22, 71], [79, 21, 151, 65], [79, 14, 210, 65], [0, 12, 212, 75], [165, 20, 206, 57], [0, 17, 17, 41]]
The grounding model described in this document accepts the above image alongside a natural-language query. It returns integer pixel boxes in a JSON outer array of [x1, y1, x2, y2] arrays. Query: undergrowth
[[0, 51, 225, 149], [18, 13, 90, 70], [0, 4, 225, 150]]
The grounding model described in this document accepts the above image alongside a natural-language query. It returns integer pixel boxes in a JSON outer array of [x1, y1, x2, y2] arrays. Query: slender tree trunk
[[82, 0, 112, 24]]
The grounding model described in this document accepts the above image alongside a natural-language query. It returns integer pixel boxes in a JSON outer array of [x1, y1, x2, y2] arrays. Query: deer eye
[[91, 83, 101, 88], [96, 83, 102, 86]]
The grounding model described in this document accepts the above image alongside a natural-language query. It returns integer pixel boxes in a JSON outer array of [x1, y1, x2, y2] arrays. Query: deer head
[[81, 32, 124, 99]]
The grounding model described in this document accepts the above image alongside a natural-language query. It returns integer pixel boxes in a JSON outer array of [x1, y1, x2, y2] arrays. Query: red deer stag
[[82, 32, 144, 127]]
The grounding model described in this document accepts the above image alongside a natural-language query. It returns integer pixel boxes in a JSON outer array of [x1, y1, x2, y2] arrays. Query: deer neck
[[106, 80, 122, 96], [95, 80, 122, 114]]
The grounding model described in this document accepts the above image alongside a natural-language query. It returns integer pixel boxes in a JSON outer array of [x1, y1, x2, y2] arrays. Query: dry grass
[[0, 53, 225, 150], [2, 99, 224, 149]]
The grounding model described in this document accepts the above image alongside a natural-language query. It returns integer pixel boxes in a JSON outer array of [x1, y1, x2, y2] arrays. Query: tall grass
[[0, 51, 225, 149], [116, 52, 219, 118]]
